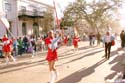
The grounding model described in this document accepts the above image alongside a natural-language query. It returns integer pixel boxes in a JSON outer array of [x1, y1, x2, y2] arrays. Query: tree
[[62, 0, 122, 34], [42, 12, 54, 33]]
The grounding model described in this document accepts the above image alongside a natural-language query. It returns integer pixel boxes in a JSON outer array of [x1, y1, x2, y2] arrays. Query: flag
[[56, 2, 64, 18], [53, 0, 60, 29], [0, 16, 10, 37], [0, 17, 10, 29], [0, 20, 7, 38]]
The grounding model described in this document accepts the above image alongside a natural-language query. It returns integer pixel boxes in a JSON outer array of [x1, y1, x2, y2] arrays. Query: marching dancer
[[2, 34, 16, 65], [45, 30, 61, 83], [73, 34, 80, 51]]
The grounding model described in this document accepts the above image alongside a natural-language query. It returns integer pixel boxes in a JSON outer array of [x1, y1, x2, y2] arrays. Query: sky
[[39, 0, 76, 18], [39, 0, 76, 8]]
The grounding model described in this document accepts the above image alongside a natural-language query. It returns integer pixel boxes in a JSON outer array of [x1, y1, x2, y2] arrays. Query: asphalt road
[[0, 41, 124, 83]]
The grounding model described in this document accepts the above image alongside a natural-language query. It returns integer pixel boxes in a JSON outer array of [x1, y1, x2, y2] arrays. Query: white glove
[[3, 40, 10, 45], [48, 44, 52, 49], [6, 40, 10, 44]]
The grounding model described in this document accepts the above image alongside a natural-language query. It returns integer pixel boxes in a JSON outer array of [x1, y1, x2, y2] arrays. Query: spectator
[[89, 33, 93, 46], [23, 36, 28, 53], [12, 37, 19, 56], [17, 37, 23, 56], [120, 30, 125, 48], [0, 39, 3, 58], [104, 31, 114, 59]]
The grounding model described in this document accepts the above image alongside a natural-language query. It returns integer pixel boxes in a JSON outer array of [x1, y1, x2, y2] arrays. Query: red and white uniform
[[45, 37, 58, 61], [63, 36, 68, 45], [73, 36, 80, 47], [2, 37, 12, 52]]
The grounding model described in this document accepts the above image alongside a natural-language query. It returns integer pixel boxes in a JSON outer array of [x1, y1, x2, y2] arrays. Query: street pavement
[[0, 41, 124, 83]]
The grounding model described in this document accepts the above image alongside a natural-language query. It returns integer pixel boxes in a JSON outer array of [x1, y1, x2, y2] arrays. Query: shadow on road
[[57, 48, 104, 66], [57, 59, 106, 83], [0, 59, 47, 74], [0, 45, 104, 75], [58, 46, 99, 57], [105, 51, 125, 80]]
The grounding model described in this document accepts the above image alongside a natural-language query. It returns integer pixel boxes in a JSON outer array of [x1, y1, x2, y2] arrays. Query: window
[[33, 9, 38, 16], [22, 22, 27, 35], [21, 6, 26, 14], [21, 6, 26, 11], [33, 23, 39, 37], [5, 3, 11, 12]]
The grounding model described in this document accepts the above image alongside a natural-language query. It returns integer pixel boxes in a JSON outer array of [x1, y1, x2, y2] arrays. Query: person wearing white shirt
[[104, 31, 113, 59]]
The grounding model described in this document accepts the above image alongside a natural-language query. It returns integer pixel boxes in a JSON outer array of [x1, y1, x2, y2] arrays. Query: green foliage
[[60, 20, 74, 27]]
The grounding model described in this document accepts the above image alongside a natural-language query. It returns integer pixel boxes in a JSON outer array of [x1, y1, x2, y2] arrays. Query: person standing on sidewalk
[[104, 31, 114, 59], [12, 37, 19, 57], [45, 30, 61, 83], [2, 34, 16, 65], [120, 30, 125, 48], [30, 35, 36, 58], [0, 39, 3, 58], [89, 33, 93, 46], [23, 36, 28, 53], [17, 37, 23, 56]]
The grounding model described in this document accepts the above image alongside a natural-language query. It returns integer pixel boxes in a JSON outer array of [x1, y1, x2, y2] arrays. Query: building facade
[[0, 0, 54, 37]]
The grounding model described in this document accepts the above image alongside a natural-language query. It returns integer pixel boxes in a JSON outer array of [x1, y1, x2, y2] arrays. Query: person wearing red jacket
[[73, 34, 80, 51], [45, 30, 61, 83], [2, 34, 16, 65], [63, 35, 68, 46]]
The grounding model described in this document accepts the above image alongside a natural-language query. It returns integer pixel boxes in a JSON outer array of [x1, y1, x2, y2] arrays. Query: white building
[[0, 0, 54, 37]]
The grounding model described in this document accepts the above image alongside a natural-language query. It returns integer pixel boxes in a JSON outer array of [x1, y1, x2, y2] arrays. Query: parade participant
[[63, 35, 68, 46], [45, 30, 61, 83], [2, 34, 16, 65], [73, 34, 80, 51]]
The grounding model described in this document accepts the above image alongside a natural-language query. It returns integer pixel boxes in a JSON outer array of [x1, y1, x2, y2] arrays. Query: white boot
[[10, 55, 16, 63], [54, 70, 59, 80], [32, 50, 35, 58], [31, 54, 34, 58], [49, 71, 55, 83], [5, 57, 9, 65]]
